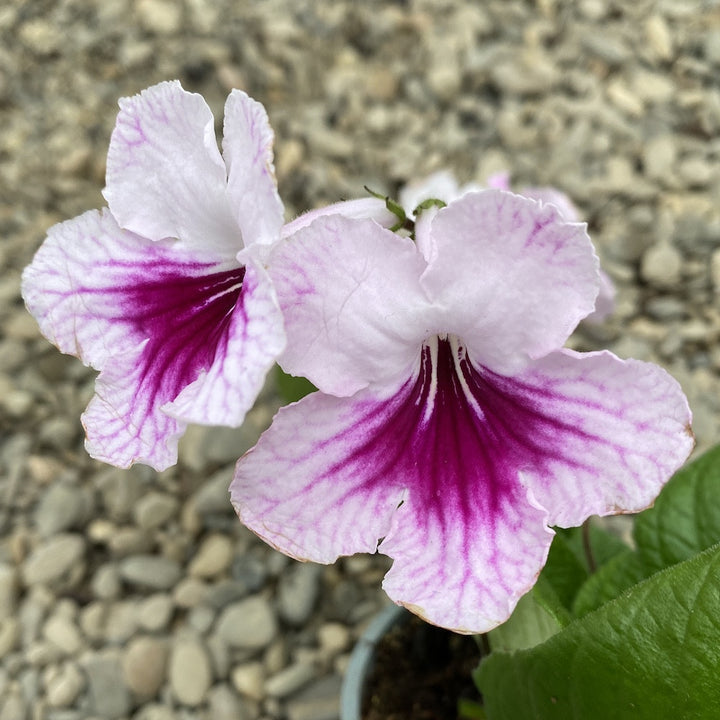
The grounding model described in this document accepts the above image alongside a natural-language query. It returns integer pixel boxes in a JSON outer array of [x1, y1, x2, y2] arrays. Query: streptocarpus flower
[[230, 189, 693, 633], [22, 81, 286, 470], [403, 170, 616, 323]]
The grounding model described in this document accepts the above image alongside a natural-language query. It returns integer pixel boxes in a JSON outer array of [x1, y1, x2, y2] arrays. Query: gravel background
[[2, 1, 720, 719]]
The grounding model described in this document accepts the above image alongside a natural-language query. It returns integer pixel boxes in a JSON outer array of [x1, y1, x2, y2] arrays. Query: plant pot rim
[[340, 603, 407, 720]]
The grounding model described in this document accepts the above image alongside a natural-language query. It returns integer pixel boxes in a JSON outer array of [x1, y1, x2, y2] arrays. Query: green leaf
[[572, 549, 649, 617], [487, 589, 563, 652], [477, 544, 720, 720], [535, 524, 628, 616], [634, 443, 720, 572], [275, 366, 316, 403]]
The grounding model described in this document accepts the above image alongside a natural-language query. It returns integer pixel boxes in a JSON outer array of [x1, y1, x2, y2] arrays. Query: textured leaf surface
[[477, 544, 720, 720]]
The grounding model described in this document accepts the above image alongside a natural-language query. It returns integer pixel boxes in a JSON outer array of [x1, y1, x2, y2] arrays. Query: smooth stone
[[45, 661, 85, 708], [104, 601, 139, 644], [192, 470, 235, 516], [42, 614, 83, 655], [173, 577, 209, 608], [0, 689, 26, 720], [119, 555, 181, 590], [0, 565, 17, 620], [230, 554, 268, 593], [82, 650, 132, 719], [317, 623, 350, 656], [277, 563, 322, 626], [285, 674, 344, 720], [137, 593, 174, 632], [133, 492, 180, 530], [230, 661, 265, 701], [207, 683, 250, 720], [0, 618, 19, 658], [33, 482, 84, 537], [216, 596, 278, 650], [132, 704, 178, 720], [264, 661, 316, 699], [640, 241, 682, 289], [169, 637, 213, 707], [188, 534, 233, 579], [90, 563, 122, 600], [121, 636, 168, 698], [22, 534, 85, 589]]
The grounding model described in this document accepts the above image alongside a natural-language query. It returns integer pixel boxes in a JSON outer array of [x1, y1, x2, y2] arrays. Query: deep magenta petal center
[[326, 337, 597, 536], [113, 262, 246, 410]]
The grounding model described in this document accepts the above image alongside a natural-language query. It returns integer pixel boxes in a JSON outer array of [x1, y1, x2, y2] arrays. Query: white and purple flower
[[22, 81, 286, 470], [402, 169, 615, 322], [231, 189, 693, 633]]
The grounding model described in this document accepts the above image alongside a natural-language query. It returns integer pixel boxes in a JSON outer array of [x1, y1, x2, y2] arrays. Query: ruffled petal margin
[[231, 338, 693, 632], [509, 348, 694, 526], [422, 190, 600, 374], [222, 90, 284, 247], [104, 80, 241, 256], [269, 215, 432, 396], [22, 208, 282, 470], [231, 338, 555, 633]]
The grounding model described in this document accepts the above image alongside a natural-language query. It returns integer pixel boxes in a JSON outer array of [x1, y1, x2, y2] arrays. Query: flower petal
[[422, 190, 600, 374], [399, 170, 460, 216], [517, 187, 615, 321], [222, 90, 284, 246], [505, 349, 694, 526], [231, 337, 558, 632], [104, 80, 240, 256], [281, 198, 396, 238], [268, 215, 432, 396], [22, 208, 264, 469], [166, 256, 285, 426]]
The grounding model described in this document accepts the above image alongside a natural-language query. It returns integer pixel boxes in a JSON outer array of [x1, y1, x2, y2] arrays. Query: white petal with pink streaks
[[268, 215, 432, 396], [422, 190, 600, 374], [512, 349, 694, 526], [223, 90, 284, 247], [104, 80, 240, 256], [166, 257, 285, 427]]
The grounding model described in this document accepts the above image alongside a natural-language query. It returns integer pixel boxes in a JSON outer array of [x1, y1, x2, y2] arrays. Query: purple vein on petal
[[82, 261, 246, 421]]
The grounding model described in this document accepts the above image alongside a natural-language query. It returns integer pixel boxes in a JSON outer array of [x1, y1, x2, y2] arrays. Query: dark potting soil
[[362, 613, 483, 720]]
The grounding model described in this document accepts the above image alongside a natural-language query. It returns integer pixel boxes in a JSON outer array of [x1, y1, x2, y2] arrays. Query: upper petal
[[268, 215, 432, 396], [281, 198, 397, 239], [507, 349, 694, 526], [104, 80, 240, 256], [422, 190, 600, 374], [222, 90, 284, 247], [399, 170, 460, 217]]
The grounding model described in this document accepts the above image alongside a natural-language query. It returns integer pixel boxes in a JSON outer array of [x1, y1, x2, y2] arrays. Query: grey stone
[[45, 661, 85, 708], [215, 596, 278, 650], [264, 661, 316, 699], [277, 563, 322, 626], [137, 593, 174, 633], [286, 674, 344, 720], [22, 534, 86, 589], [34, 482, 85, 537], [83, 650, 132, 719], [188, 534, 233, 579], [169, 637, 213, 706], [640, 241, 683, 289], [119, 555, 181, 590], [207, 683, 250, 720], [121, 636, 168, 699], [133, 492, 180, 530], [42, 614, 83, 655], [0, 564, 18, 621]]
